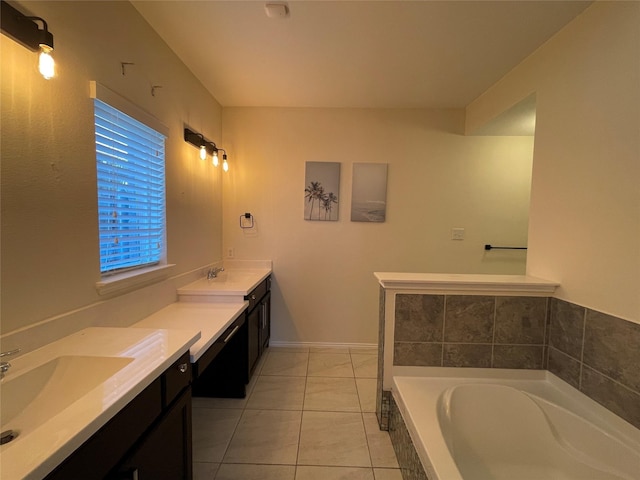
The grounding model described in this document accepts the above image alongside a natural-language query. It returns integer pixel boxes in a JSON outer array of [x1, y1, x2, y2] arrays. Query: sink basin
[[207, 271, 255, 284], [0, 356, 133, 435]]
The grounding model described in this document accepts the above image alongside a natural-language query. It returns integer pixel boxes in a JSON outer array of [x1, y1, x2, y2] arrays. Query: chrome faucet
[[207, 266, 225, 280], [0, 349, 20, 379]]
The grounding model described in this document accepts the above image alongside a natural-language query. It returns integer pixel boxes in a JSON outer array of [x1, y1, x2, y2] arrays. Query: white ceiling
[[132, 0, 591, 109]]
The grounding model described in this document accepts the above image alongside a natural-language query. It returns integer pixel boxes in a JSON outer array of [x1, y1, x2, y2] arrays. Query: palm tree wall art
[[304, 162, 340, 221]]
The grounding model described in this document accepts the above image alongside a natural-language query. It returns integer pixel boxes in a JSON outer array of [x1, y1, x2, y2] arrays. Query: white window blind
[[94, 98, 166, 275]]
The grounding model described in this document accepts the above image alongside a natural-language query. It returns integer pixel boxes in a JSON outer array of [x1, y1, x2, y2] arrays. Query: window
[[92, 84, 168, 276]]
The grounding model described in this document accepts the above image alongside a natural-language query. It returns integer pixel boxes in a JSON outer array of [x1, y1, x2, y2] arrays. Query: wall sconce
[[1, 1, 55, 79], [184, 128, 229, 171]]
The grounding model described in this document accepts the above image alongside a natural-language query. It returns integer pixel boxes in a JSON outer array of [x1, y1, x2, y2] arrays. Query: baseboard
[[269, 341, 378, 351]]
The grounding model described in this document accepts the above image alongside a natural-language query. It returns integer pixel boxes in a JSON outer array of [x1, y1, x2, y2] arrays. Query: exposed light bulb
[[199, 144, 207, 161], [212, 150, 219, 167], [38, 45, 55, 79], [222, 156, 229, 172]]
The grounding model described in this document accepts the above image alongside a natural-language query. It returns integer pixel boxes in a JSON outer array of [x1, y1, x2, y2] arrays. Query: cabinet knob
[[251, 294, 256, 300], [178, 363, 188, 373]]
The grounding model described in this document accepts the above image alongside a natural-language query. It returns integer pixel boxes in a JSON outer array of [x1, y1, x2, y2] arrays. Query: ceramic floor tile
[[193, 462, 219, 480], [373, 468, 403, 480], [351, 354, 378, 378], [252, 350, 271, 376], [224, 409, 302, 464], [304, 377, 361, 412], [246, 375, 306, 410], [295, 466, 375, 480], [356, 378, 377, 413], [215, 463, 296, 480], [261, 351, 309, 376], [363, 413, 399, 468], [308, 353, 354, 377], [298, 411, 371, 467], [192, 408, 243, 463], [192, 396, 247, 410]]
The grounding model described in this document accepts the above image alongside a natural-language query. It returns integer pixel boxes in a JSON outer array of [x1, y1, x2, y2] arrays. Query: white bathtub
[[391, 368, 640, 480]]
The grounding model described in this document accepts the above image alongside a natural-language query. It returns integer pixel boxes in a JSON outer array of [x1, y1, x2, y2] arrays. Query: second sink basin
[[1, 355, 134, 436], [207, 271, 255, 284]]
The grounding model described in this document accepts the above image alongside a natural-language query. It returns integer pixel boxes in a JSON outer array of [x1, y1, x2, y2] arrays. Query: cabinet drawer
[[246, 277, 269, 311], [163, 351, 191, 408]]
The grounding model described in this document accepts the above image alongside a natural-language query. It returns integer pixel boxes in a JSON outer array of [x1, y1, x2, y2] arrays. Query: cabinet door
[[259, 292, 271, 353], [247, 306, 260, 376], [113, 389, 193, 480]]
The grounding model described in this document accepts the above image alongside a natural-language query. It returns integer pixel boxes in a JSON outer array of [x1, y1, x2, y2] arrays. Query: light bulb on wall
[[212, 149, 219, 167], [1, 3, 57, 80], [222, 153, 229, 172], [199, 144, 207, 161], [38, 44, 55, 79]]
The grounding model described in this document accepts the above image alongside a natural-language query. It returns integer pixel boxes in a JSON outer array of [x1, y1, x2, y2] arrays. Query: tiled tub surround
[[394, 294, 549, 370], [547, 298, 640, 429], [374, 273, 559, 429], [388, 396, 428, 480]]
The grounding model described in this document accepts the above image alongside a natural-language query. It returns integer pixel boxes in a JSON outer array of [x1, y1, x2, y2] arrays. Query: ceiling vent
[[265, 2, 290, 19]]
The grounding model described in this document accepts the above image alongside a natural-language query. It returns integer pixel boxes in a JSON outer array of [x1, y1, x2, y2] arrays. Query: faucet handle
[[0, 348, 20, 358]]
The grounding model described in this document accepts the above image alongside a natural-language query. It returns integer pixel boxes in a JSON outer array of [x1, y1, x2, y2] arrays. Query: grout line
[[579, 307, 587, 390], [581, 362, 640, 396], [491, 296, 497, 368], [441, 295, 447, 366], [295, 356, 310, 467]]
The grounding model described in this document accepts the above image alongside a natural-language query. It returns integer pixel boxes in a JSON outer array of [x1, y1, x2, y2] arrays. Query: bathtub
[[391, 368, 640, 480]]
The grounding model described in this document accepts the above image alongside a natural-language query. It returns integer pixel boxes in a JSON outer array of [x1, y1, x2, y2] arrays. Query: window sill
[[96, 264, 176, 296]]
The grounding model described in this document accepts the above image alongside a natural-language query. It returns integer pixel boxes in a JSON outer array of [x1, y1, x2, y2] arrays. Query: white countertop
[[177, 267, 271, 297], [131, 301, 249, 362], [0, 327, 200, 480], [374, 272, 559, 295]]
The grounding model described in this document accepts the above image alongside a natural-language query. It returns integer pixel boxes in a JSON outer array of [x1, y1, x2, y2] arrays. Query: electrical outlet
[[227, 247, 235, 258], [451, 228, 465, 240]]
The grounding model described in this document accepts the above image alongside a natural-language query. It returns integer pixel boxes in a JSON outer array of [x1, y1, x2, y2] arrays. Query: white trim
[[374, 273, 558, 296], [89, 81, 169, 137], [269, 341, 377, 350], [96, 264, 176, 296]]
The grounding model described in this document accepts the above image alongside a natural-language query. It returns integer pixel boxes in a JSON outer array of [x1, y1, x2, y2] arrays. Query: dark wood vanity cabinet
[[246, 276, 271, 377], [45, 352, 193, 480]]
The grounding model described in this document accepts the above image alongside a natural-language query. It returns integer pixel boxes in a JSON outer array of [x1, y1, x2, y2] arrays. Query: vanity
[[0, 328, 200, 480], [174, 262, 272, 396], [0, 262, 272, 479]]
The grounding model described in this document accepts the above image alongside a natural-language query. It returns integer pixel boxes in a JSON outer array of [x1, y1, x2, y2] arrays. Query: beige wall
[[467, 1, 640, 323], [222, 108, 533, 344], [1, 1, 223, 337]]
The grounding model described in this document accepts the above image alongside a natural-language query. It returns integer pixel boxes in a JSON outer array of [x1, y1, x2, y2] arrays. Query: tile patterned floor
[[193, 346, 401, 480]]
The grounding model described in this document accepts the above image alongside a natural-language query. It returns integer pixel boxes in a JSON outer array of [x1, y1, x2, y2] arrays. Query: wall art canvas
[[351, 163, 388, 222], [304, 161, 340, 221]]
